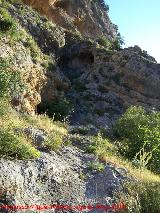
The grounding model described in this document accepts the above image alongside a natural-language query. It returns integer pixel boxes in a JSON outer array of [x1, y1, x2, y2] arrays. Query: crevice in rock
[[54, 0, 69, 12]]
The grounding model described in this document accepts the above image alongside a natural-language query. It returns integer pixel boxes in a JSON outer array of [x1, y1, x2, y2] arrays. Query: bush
[[37, 98, 74, 122], [110, 26, 125, 50], [44, 132, 64, 151], [0, 98, 10, 116], [0, 58, 24, 98], [114, 106, 160, 174], [86, 133, 116, 159], [97, 36, 112, 49], [64, 30, 82, 47], [88, 161, 105, 172], [118, 180, 160, 213], [0, 7, 18, 39], [24, 36, 42, 63], [0, 128, 41, 159]]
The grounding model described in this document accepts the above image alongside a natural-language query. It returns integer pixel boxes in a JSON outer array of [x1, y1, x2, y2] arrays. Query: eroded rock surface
[[60, 42, 160, 128], [22, 0, 117, 40], [0, 38, 46, 115], [0, 141, 126, 213]]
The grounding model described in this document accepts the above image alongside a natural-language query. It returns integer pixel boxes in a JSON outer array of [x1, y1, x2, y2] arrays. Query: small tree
[[97, 36, 112, 49], [112, 33, 125, 50]]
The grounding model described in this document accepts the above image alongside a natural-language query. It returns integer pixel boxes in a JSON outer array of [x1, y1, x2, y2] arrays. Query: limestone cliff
[[22, 0, 117, 40], [0, 0, 160, 212], [59, 42, 160, 128]]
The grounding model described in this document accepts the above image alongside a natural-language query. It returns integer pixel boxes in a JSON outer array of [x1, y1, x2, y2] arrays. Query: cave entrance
[[37, 97, 73, 122], [78, 52, 94, 64], [54, 0, 69, 11]]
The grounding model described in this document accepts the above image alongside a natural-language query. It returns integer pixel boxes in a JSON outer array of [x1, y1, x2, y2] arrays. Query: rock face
[[8, 0, 159, 123], [0, 141, 126, 212], [9, 3, 66, 55], [60, 42, 160, 128], [8, 2, 70, 107], [0, 2, 70, 115], [0, 38, 46, 115], [22, 0, 117, 40]]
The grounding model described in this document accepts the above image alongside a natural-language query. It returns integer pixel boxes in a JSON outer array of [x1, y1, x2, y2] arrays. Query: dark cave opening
[[54, 0, 69, 11], [37, 98, 73, 122], [78, 52, 95, 64]]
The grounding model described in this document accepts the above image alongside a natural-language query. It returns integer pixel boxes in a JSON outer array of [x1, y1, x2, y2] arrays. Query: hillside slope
[[0, 0, 160, 212]]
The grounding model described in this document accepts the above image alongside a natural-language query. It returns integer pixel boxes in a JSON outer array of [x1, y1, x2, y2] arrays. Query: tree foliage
[[114, 106, 160, 173]]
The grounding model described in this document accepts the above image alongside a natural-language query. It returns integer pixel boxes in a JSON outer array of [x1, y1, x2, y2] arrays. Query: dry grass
[[102, 154, 160, 183], [0, 99, 69, 158]]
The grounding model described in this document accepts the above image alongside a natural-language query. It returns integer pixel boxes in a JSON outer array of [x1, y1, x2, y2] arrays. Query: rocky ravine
[[0, 0, 160, 212]]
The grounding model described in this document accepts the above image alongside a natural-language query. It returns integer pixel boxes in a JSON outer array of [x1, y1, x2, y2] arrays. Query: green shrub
[[86, 133, 115, 159], [0, 7, 18, 39], [0, 128, 41, 159], [64, 30, 82, 47], [97, 36, 112, 49], [44, 132, 64, 151], [0, 98, 10, 116], [112, 32, 125, 50], [118, 180, 160, 213], [37, 98, 74, 122], [24, 36, 42, 63], [88, 161, 105, 172], [0, 58, 24, 98], [114, 106, 160, 174]]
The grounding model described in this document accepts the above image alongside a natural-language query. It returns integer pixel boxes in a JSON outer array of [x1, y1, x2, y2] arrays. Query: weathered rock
[[0, 144, 125, 212], [0, 38, 46, 115], [22, 0, 117, 40], [8, 2, 71, 107], [60, 42, 160, 128], [15, 127, 47, 148], [0, 1, 71, 115], [9, 3, 66, 55]]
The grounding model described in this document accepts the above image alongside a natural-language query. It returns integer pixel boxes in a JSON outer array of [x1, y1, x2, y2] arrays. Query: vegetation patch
[[21, 114, 69, 151], [117, 180, 160, 213], [84, 127, 160, 212], [0, 58, 24, 98], [0, 127, 40, 159], [96, 36, 112, 50], [37, 98, 74, 122], [88, 161, 105, 172], [0, 7, 19, 40], [113, 106, 160, 174], [86, 133, 116, 159], [0, 100, 69, 159]]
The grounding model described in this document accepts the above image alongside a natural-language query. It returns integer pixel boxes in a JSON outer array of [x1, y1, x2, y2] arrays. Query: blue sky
[[106, 0, 160, 63]]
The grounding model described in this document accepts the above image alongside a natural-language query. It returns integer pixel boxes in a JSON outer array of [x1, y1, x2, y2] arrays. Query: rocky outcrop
[[0, 2, 71, 115], [59, 42, 160, 128], [0, 38, 46, 115], [1, 0, 160, 125], [9, 3, 66, 55], [0, 139, 126, 212], [22, 0, 117, 40]]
